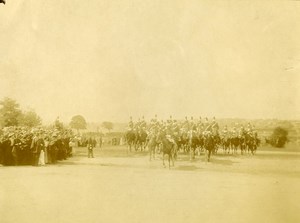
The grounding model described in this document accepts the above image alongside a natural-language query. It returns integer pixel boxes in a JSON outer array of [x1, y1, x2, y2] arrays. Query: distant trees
[[0, 97, 23, 127], [19, 110, 42, 127], [101, 121, 114, 132], [70, 115, 87, 132], [269, 127, 288, 148], [0, 97, 42, 127]]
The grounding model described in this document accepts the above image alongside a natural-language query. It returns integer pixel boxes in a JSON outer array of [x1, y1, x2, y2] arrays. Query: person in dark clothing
[[1, 135, 12, 166], [12, 134, 22, 165], [0, 139, 3, 165], [48, 135, 58, 164], [87, 137, 95, 158], [5, 134, 15, 166], [56, 135, 64, 161]]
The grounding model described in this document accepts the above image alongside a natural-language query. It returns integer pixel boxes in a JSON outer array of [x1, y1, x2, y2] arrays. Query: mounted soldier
[[140, 116, 147, 129], [211, 117, 219, 136], [183, 116, 189, 130], [128, 116, 134, 129]]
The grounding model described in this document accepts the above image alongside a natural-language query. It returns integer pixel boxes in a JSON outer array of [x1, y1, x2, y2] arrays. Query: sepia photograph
[[0, 1, 300, 223]]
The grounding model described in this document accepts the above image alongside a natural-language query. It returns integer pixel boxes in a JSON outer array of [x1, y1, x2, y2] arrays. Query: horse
[[221, 136, 231, 154], [147, 132, 159, 161], [135, 129, 148, 151], [230, 136, 240, 154], [252, 136, 260, 154], [188, 131, 199, 160], [213, 134, 221, 154], [239, 135, 247, 155], [245, 133, 255, 155], [196, 133, 205, 155], [204, 134, 215, 162], [178, 130, 189, 153], [157, 132, 176, 168], [125, 129, 136, 153]]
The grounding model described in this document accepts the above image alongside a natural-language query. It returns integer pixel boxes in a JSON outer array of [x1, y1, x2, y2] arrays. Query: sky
[[0, 0, 300, 124]]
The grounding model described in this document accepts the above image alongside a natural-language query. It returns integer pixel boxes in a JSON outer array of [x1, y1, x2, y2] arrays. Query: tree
[[101, 121, 113, 132], [270, 127, 288, 148], [19, 110, 42, 127], [0, 97, 22, 127], [70, 115, 87, 132]]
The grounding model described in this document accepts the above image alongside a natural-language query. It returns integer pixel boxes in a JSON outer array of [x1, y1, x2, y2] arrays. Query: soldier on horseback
[[204, 117, 209, 129], [128, 116, 134, 129], [140, 116, 147, 129]]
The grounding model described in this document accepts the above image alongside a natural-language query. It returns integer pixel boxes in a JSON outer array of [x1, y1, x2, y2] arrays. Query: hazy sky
[[0, 0, 299, 123]]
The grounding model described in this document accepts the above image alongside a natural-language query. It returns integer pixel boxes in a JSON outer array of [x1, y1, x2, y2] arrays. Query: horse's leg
[[190, 147, 194, 160], [163, 153, 166, 167], [172, 152, 175, 166], [208, 150, 211, 162], [158, 144, 161, 154], [145, 141, 148, 150], [173, 145, 177, 160]]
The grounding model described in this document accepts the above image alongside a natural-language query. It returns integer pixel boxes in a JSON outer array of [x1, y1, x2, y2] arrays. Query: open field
[[1, 145, 300, 223]]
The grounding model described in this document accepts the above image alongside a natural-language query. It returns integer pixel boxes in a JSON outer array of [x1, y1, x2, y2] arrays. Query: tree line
[[0, 97, 113, 133], [0, 97, 41, 128]]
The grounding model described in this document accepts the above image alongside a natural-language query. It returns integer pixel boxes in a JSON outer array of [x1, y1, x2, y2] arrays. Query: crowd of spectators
[[0, 126, 75, 166]]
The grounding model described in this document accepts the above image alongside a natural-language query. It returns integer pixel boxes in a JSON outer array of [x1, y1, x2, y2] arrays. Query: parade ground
[[1, 145, 300, 223]]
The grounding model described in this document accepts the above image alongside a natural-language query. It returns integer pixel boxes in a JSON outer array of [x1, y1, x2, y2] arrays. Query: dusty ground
[[1, 145, 300, 223]]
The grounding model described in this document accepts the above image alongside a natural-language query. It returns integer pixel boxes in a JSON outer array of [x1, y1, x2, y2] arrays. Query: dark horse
[[245, 133, 256, 155], [157, 132, 176, 168], [188, 131, 199, 160], [177, 130, 189, 153], [204, 134, 215, 162], [239, 135, 247, 155], [230, 136, 240, 154], [125, 129, 136, 153], [147, 132, 159, 161], [221, 136, 231, 154], [135, 129, 148, 151]]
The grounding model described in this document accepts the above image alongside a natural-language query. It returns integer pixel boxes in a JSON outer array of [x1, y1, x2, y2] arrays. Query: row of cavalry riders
[[125, 128, 260, 168]]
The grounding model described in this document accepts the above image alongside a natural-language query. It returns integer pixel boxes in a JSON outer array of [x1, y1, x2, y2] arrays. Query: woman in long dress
[[38, 149, 45, 166], [44, 136, 49, 164]]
